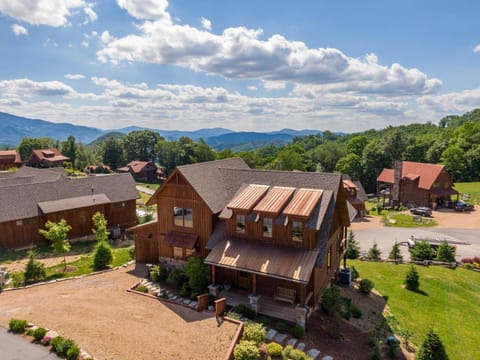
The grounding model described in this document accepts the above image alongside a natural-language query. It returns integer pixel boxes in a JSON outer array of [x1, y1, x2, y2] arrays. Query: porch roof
[[38, 193, 110, 214], [205, 239, 319, 284], [163, 231, 198, 249]]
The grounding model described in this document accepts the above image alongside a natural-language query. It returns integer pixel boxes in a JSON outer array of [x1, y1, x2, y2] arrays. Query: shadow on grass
[[410, 288, 429, 296]]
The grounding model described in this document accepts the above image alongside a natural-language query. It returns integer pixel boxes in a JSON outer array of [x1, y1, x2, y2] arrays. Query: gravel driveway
[[0, 265, 238, 360]]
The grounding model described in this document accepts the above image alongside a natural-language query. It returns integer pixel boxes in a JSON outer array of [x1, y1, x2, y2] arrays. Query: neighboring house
[[342, 174, 368, 219], [26, 148, 70, 168], [117, 161, 165, 182], [0, 150, 22, 170], [0, 167, 139, 249], [129, 158, 350, 328], [377, 160, 458, 208]]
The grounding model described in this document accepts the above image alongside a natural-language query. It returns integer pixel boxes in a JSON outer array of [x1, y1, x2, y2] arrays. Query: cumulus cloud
[[65, 74, 85, 80], [201, 17, 211, 31], [474, 44, 480, 53], [0, 0, 96, 27], [100, 30, 115, 43], [97, 0, 441, 97], [0, 79, 75, 97], [417, 88, 480, 114], [11, 24, 28, 36]]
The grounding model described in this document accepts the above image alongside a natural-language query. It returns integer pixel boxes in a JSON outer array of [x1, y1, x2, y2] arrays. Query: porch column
[[211, 265, 216, 285], [251, 273, 257, 295], [299, 285, 306, 306]]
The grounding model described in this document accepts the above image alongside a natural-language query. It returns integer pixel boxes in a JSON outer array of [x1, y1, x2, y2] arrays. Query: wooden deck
[[219, 288, 299, 324]]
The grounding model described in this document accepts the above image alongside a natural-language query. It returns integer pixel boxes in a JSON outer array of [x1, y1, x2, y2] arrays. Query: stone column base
[[294, 305, 308, 329], [248, 294, 262, 313]]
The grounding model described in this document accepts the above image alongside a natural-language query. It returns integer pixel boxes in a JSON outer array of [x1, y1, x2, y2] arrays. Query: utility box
[[339, 267, 352, 286]]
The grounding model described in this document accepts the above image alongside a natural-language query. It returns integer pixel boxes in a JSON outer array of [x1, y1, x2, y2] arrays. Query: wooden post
[[299, 285, 306, 306], [197, 293, 209, 312], [252, 273, 257, 295], [211, 265, 216, 285], [215, 298, 227, 317]]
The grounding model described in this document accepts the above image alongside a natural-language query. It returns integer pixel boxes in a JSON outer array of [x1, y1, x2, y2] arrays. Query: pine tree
[[436, 241, 455, 262], [388, 241, 403, 262], [404, 265, 420, 291], [346, 230, 360, 259], [367, 242, 382, 261], [416, 329, 449, 360]]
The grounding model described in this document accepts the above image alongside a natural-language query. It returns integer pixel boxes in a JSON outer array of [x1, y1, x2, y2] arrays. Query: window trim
[[173, 207, 193, 228], [263, 217, 273, 238], [292, 220, 303, 242], [236, 214, 246, 234]]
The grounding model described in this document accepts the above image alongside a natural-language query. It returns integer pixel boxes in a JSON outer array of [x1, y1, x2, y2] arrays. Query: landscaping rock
[[322, 356, 333, 360], [266, 329, 277, 341], [273, 332, 287, 344], [307, 349, 321, 359], [286, 338, 298, 347], [183, 299, 191, 305], [296, 342, 305, 351]]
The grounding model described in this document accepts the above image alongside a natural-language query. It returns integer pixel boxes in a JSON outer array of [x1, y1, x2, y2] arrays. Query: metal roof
[[38, 193, 111, 214], [227, 184, 269, 211], [163, 231, 198, 249], [253, 186, 295, 215], [283, 188, 323, 218]]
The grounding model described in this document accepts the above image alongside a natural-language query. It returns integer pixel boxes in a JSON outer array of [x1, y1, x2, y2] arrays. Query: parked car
[[409, 207, 432, 217], [454, 201, 474, 212]]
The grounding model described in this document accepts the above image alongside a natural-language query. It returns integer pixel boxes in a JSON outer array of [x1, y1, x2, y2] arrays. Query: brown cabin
[[0, 167, 139, 249], [377, 160, 458, 208], [26, 148, 70, 168], [117, 161, 165, 182], [342, 174, 368, 218], [129, 158, 350, 328], [0, 150, 22, 170]]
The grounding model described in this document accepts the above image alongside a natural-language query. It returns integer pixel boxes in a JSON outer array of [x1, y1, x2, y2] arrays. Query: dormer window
[[174, 207, 193, 228], [292, 221, 303, 242], [236, 214, 246, 234], [263, 218, 273, 238]]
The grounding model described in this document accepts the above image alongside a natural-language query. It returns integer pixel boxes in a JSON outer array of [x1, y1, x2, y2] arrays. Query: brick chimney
[[392, 160, 402, 206]]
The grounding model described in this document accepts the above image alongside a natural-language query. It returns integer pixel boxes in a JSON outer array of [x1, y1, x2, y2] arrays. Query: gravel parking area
[[0, 265, 238, 360]]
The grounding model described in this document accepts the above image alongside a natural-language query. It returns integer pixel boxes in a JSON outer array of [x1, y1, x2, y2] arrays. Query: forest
[[11, 108, 480, 193]]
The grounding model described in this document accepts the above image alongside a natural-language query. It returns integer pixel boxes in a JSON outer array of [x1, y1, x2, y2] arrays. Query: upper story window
[[292, 221, 303, 242], [263, 218, 273, 238], [174, 207, 193, 228], [236, 214, 246, 234]]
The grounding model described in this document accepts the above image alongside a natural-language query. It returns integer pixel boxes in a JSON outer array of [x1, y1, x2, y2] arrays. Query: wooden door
[[238, 271, 250, 290]]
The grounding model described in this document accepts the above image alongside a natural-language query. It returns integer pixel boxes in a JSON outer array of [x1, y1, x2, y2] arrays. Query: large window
[[173, 207, 193, 228], [263, 218, 273, 238], [173, 246, 183, 259], [292, 221, 303, 242], [236, 214, 246, 234]]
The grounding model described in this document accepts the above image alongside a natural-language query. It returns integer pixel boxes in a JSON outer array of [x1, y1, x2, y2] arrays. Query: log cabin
[[129, 158, 350, 328], [0, 150, 22, 170], [117, 160, 165, 182], [0, 167, 139, 249], [26, 148, 70, 168], [342, 174, 368, 218]]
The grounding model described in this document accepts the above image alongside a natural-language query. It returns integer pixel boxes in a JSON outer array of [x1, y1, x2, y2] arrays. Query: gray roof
[[38, 193, 111, 214], [0, 167, 139, 222]]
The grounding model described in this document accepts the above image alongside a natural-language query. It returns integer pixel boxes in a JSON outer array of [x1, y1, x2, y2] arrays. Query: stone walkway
[[139, 279, 333, 360]]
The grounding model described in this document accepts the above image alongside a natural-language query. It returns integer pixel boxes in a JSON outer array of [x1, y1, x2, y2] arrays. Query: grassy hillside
[[454, 182, 480, 204], [349, 260, 480, 360]]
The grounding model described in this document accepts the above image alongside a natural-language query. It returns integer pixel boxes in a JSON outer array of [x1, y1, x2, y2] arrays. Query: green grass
[[349, 260, 480, 360], [135, 181, 160, 191], [454, 182, 480, 205], [383, 213, 438, 228]]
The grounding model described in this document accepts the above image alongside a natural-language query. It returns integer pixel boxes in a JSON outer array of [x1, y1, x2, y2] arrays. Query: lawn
[[454, 182, 480, 205], [382, 212, 437, 227], [135, 181, 160, 191], [349, 260, 480, 360]]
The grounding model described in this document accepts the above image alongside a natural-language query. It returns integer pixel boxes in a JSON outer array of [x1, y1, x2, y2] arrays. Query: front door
[[238, 271, 250, 290]]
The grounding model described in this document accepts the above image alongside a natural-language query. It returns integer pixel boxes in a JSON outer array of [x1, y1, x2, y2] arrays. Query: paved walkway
[[0, 327, 57, 360], [136, 185, 155, 195]]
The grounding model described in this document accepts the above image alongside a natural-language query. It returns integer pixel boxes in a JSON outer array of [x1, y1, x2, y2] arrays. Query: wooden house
[[0, 167, 139, 249], [0, 150, 22, 170], [117, 161, 165, 182], [26, 148, 70, 168], [342, 174, 368, 218], [377, 160, 458, 208], [129, 158, 350, 327]]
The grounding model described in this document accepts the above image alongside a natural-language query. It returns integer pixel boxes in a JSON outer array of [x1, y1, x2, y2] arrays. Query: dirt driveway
[[0, 265, 238, 360]]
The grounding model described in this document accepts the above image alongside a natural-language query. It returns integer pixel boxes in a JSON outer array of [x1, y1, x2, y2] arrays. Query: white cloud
[[98, 1, 441, 97], [201, 17, 211, 31], [474, 44, 480, 53], [83, 3, 97, 24], [263, 81, 286, 91], [417, 88, 480, 114], [100, 30, 114, 44], [65, 74, 85, 80], [11, 24, 28, 36], [82, 40, 89, 47], [0, 79, 75, 97], [0, 0, 95, 27], [248, 86, 258, 91]]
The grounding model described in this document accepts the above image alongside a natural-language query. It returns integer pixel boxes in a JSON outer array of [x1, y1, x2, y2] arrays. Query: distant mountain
[[0, 112, 323, 151], [88, 132, 126, 146]]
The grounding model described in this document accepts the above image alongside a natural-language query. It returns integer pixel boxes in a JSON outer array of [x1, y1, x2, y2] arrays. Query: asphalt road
[[353, 227, 480, 261], [0, 327, 57, 360]]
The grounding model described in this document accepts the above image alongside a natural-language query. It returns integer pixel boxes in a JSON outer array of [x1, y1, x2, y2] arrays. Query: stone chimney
[[392, 160, 402, 206]]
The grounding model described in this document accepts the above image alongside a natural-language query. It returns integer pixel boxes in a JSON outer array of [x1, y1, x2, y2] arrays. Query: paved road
[[136, 185, 155, 195], [353, 227, 480, 261], [0, 327, 57, 360]]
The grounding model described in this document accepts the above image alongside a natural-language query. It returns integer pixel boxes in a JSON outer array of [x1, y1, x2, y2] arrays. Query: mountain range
[[0, 112, 321, 151]]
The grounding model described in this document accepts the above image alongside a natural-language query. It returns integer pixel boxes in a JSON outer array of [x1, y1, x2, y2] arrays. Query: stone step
[[286, 338, 298, 348], [266, 329, 277, 341], [307, 349, 321, 359]]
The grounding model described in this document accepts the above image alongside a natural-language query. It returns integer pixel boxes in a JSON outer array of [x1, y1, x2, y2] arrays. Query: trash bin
[[339, 268, 351, 286]]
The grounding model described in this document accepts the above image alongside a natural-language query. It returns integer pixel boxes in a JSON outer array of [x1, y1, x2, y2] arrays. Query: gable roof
[[118, 160, 156, 174], [0, 167, 139, 222], [30, 148, 69, 163], [0, 150, 21, 163], [377, 161, 447, 190]]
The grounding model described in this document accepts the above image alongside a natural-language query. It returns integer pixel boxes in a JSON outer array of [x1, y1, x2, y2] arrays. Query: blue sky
[[1, 0, 479, 132]]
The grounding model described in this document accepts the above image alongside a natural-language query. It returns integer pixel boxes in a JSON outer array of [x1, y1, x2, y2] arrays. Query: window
[[263, 218, 273, 238], [236, 214, 246, 234], [327, 246, 332, 269], [173, 247, 183, 259], [292, 221, 303, 242], [186, 248, 196, 258], [173, 207, 193, 228]]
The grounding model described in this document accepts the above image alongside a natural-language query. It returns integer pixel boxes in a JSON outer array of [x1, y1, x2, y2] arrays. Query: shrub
[[290, 325, 305, 339], [11, 272, 24, 288], [388, 241, 403, 262], [66, 344, 80, 360], [359, 279, 374, 294], [416, 329, 448, 360], [127, 245, 135, 260], [436, 241, 455, 262], [24, 251, 46, 285], [180, 283, 191, 298], [404, 265, 420, 291], [267, 342, 283, 357], [321, 286, 343, 315], [184, 256, 208, 297], [351, 265, 359, 280], [234, 340, 260, 360], [149, 263, 168, 283], [242, 322, 266, 345], [51, 337, 78, 358], [9, 319, 28, 333], [234, 304, 256, 319], [135, 285, 148, 293], [281, 345, 313, 360], [350, 304, 363, 318], [93, 241, 113, 270], [166, 268, 188, 289], [367, 242, 382, 261], [41, 336, 52, 346], [410, 241, 434, 261], [346, 230, 360, 259], [33, 327, 47, 342]]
